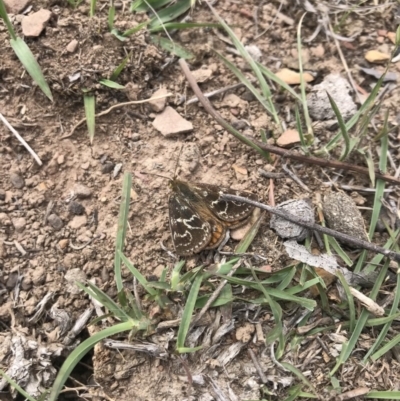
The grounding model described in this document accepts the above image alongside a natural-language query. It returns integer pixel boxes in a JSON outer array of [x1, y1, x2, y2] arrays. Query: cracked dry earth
[[2, 0, 400, 400]]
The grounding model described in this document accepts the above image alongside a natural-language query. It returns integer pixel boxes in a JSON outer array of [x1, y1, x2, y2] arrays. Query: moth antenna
[[139, 171, 170, 180], [172, 144, 184, 178]]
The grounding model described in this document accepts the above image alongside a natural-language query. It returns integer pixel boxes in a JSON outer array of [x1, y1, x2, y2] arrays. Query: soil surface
[[1, 1, 400, 400]]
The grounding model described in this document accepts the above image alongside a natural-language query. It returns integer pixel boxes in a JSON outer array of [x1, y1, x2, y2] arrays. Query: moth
[[168, 178, 258, 256]]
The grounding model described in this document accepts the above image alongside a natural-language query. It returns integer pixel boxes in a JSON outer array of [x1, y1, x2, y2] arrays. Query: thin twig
[[0, 113, 43, 166], [248, 349, 268, 383], [61, 94, 172, 139], [251, 137, 400, 186], [179, 59, 400, 186], [186, 82, 245, 105], [221, 193, 400, 263]]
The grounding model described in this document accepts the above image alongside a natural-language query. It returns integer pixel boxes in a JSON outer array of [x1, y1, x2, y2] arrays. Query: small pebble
[[57, 154, 65, 164], [30, 266, 46, 285], [81, 162, 90, 170], [101, 162, 114, 174], [12, 217, 27, 233], [68, 201, 85, 215], [58, 239, 69, 249], [21, 277, 32, 291], [6, 272, 19, 290], [66, 39, 78, 53], [131, 133, 140, 142], [47, 214, 63, 230], [74, 184, 92, 199], [10, 172, 25, 189]]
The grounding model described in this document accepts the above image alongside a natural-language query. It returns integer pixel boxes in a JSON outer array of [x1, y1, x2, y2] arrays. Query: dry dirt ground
[[1, 1, 400, 400]]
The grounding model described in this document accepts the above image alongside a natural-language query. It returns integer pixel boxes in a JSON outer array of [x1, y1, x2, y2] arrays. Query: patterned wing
[[168, 193, 212, 256], [191, 183, 257, 225]]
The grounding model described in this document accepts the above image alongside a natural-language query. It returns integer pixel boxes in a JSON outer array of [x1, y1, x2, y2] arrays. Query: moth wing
[[168, 193, 212, 256], [191, 183, 257, 224]]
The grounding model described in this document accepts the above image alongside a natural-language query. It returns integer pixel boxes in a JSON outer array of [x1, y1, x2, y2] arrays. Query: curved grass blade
[[10, 38, 53, 101], [0, 0, 16, 39], [110, 51, 132, 80], [48, 322, 137, 401], [77, 281, 132, 322], [123, 20, 150, 37], [119, 251, 157, 297], [131, 0, 172, 12], [176, 273, 203, 351], [148, 0, 192, 30], [364, 271, 400, 361], [0, 369, 38, 401], [281, 361, 317, 396]]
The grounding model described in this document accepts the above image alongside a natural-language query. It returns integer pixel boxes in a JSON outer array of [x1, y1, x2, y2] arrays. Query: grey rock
[[68, 201, 85, 215], [73, 184, 92, 199], [48, 214, 63, 230], [10, 172, 25, 189], [12, 217, 27, 233]]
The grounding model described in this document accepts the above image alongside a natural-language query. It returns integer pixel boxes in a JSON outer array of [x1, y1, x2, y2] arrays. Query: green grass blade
[[119, 251, 158, 297], [176, 273, 203, 351], [336, 271, 355, 333], [371, 333, 400, 361], [150, 35, 194, 59], [257, 62, 302, 102], [123, 20, 150, 37], [110, 52, 131, 80], [170, 260, 185, 291], [364, 268, 400, 361], [10, 37, 53, 101], [281, 362, 317, 395], [195, 284, 233, 308], [108, 2, 115, 30], [0, 0, 16, 39], [235, 212, 264, 254], [207, 3, 282, 132], [325, 92, 350, 160], [148, 0, 192, 30], [99, 79, 125, 89], [295, 104, 309, 155], [296, 13, 313, 142], [48, 322, 136, 401], [83, 92, 95, 143], [77, 281, 132, 322], [0, 369, 38, 401], [365, 391, 400, 399], [90, 0, 97, 16], [114, 173, 132, 293], [214, 51, 272, 115], [131, 0, 172, 12], [368, 118, 388, 239], [327, 237, 353, 266], [149, 22, 220, 32], [330, 260, 389, 374]]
